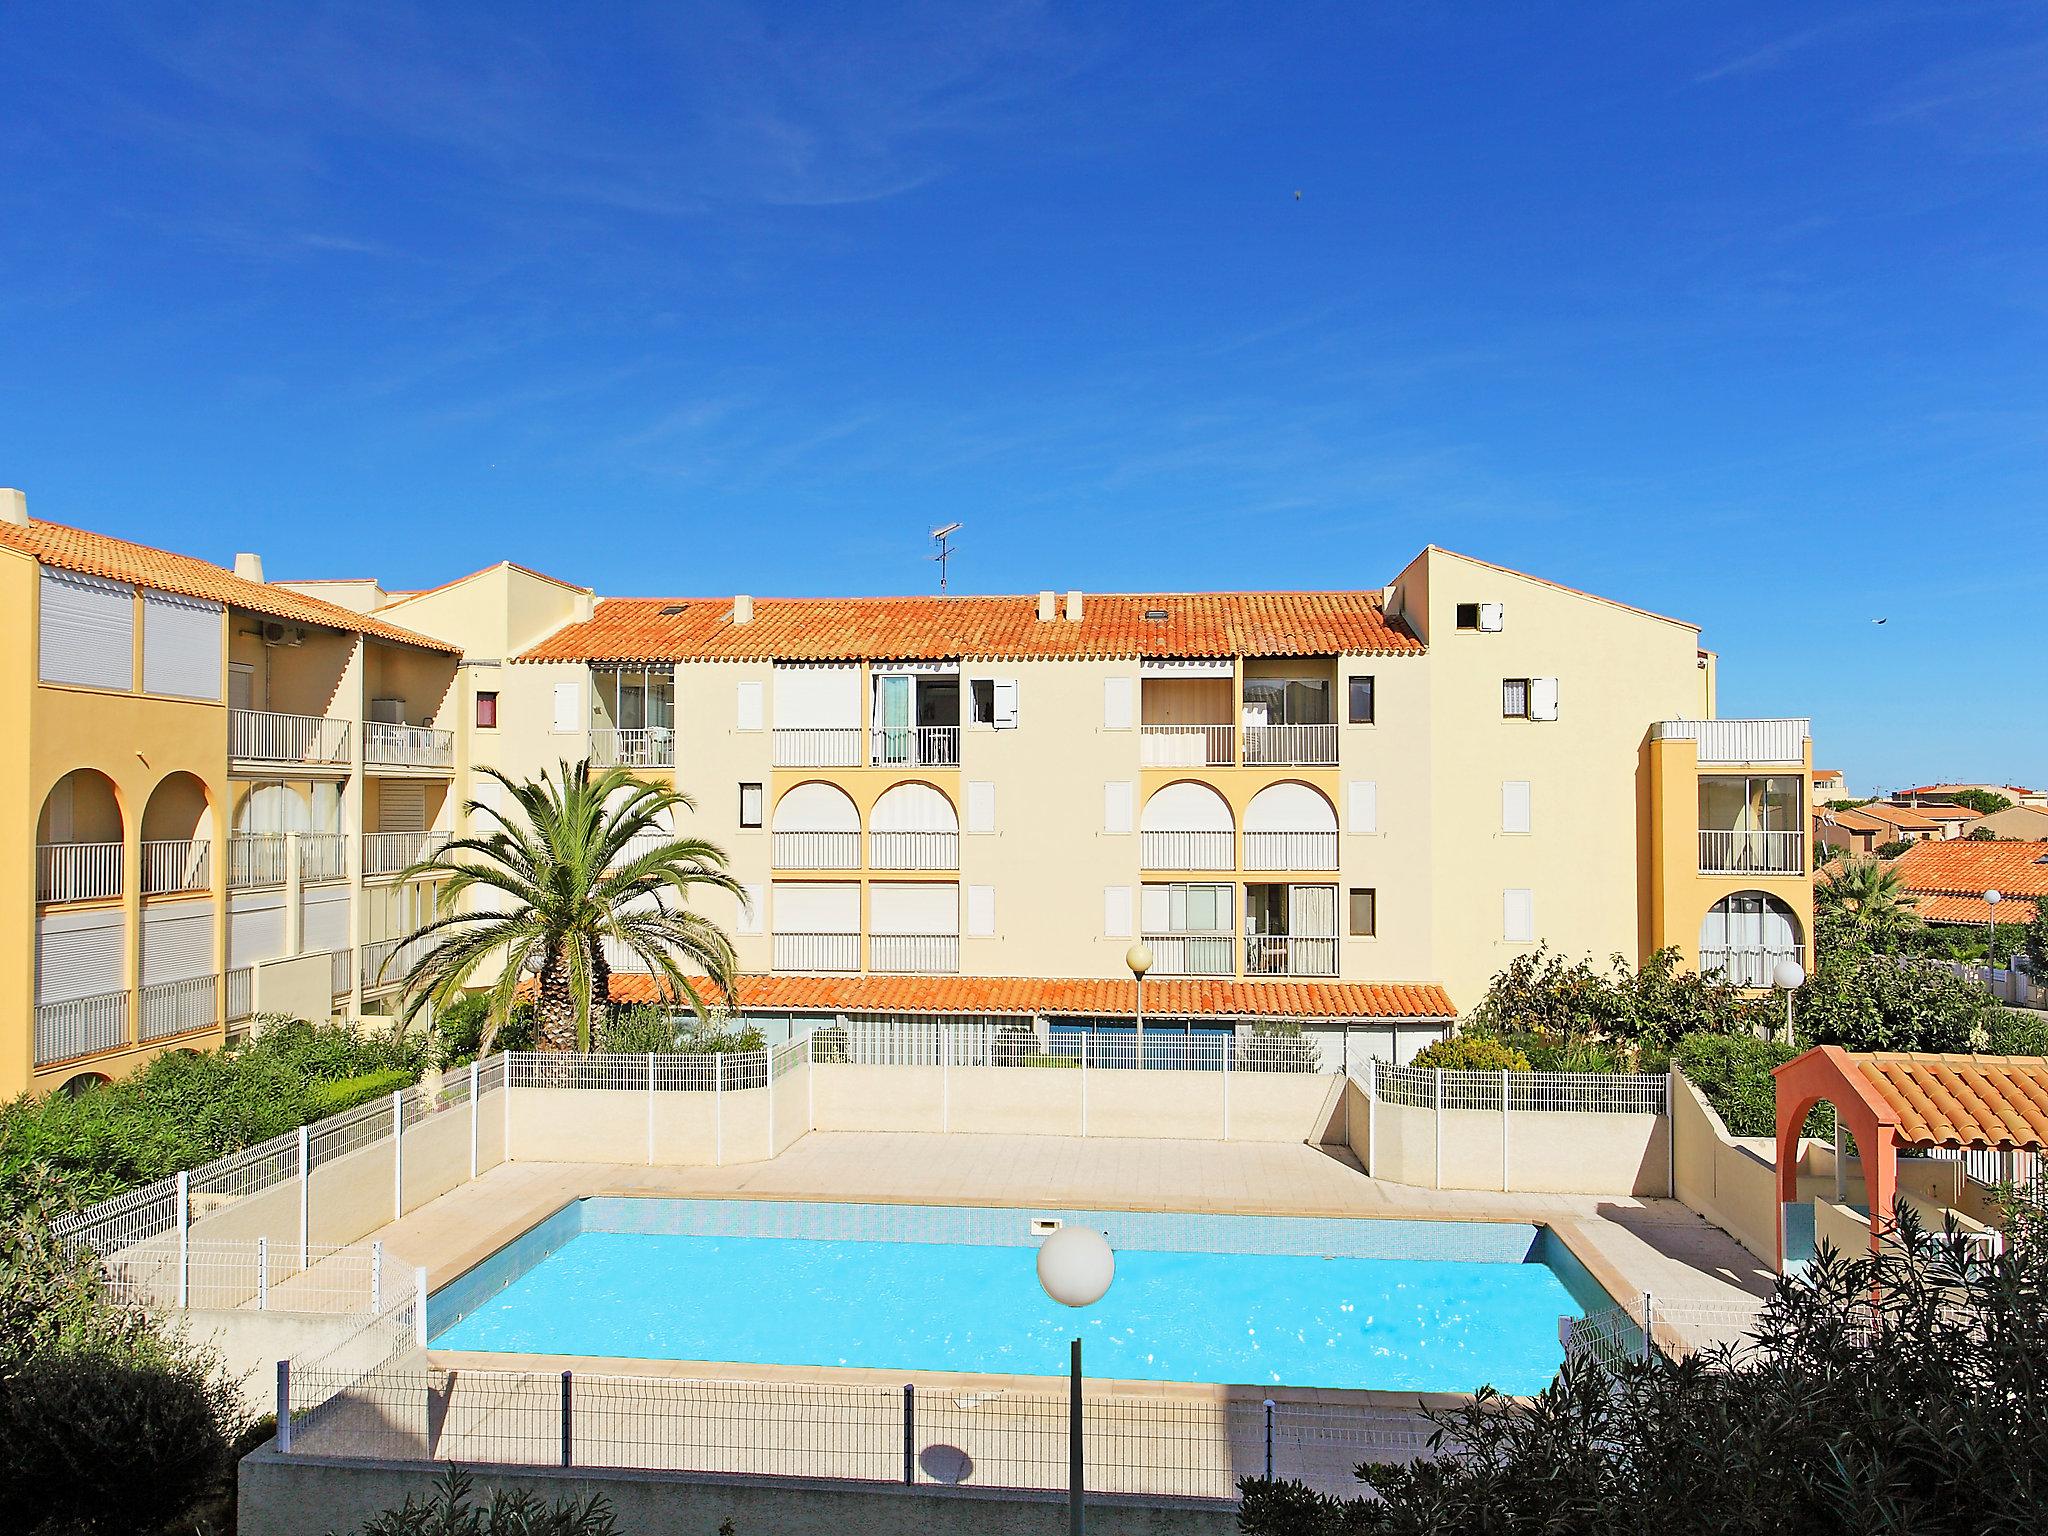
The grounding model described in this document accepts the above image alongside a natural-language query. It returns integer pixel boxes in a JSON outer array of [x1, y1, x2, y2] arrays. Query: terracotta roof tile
[[1850, 802, 1941, 832], [0, 517, 457, 652], [1851, 1053, 2048, 1151], [600, 972, 1455, 1021], [1888, 838, 2048, 899], [517, 591, 1423, 664], [1912, 893, 2039, 925]]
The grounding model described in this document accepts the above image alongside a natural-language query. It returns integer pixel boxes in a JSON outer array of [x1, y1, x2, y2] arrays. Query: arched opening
[[1243, 782, 1339, 870], [1699, 892, 1803, 987], [36, 769, 125, 902], [771, 782, 861, 870], [870, 782, 959, 870], [140, 772, 213, 897], [56, 1071, 111, 1097], [1140, 781, 1234, 870]]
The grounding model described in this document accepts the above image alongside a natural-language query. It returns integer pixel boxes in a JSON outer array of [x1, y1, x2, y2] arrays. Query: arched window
[[1700, 892, 1803, 987], [140, 772, 212, 896], [36, 769, 124, 902], [1140, 781, 1234, 870], [771, 782, 861, 869], [1243, 782, 1338, 871], [870, 783, 959, 869]]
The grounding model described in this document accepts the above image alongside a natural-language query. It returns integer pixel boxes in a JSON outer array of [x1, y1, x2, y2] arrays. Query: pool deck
[[358, 1130, 1775, 1341]]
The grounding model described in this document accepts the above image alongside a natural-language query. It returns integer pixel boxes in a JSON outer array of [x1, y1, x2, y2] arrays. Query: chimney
[[733, 594, 754, 625], [1037, 590, 1057, 622], [1064, 589, 1084, 622], [0, 488, 25, 526], [233, 552, 264, 583]]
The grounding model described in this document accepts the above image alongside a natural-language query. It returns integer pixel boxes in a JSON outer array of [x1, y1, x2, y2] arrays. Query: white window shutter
[[736, 681, 764, 731], [1102, 676, 1133, 730], [737, 883, 764, 935], [1347, 781, 1378, 834], [967, 885, 996, 937], [1504, 888, 1534, 943], [992, 679, 1019, 729], [1502, 780, 1532, 835], [1530, 677, 1560, 721], [1104, 885, 1132, 938], [967, 781, 996, 834], [40, 569, 135, 690], [1104, 781, 1133, 834], [1478, 602, 1505, 632], [551, 681, 581, 733], [142, 589, 223, 700]]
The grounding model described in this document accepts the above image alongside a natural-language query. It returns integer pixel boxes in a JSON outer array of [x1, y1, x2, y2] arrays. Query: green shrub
[[307, 1068, 415, 1115], [1463, 946, 1774, 1050], [434, 994, 536, 1063], [594, 1006, 683, 1054], [339, 1465, 618, 1535], [1795, 948, 2000, 1054], [808, 1026, 849, 1064], [1987, 1008, 2048, 1056], [1670, 1031, 1832, 1138], [1411, 1035, 1534, 1072]]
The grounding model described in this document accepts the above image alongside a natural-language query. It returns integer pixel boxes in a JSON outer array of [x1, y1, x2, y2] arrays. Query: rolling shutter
[[229, 894, 287, 969], [379, 783, 427, 833], [772, 882, 859, 933], [34, 911, 125, 1004], [772, 665, 859, 728], [142, 905, 215, 985], [142, 588, 224, 699], [40, 569, 135, 690], [869, 882, 957, 935], [302, 886, 351, 953]]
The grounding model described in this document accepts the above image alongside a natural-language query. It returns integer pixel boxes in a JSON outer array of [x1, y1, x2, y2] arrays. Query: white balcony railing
[[869, 726, 961, 769], [140, 975, 216, 1041], [323, 948, 353, 999], [365, 722, 455, 769], [297, 832, 351, 883], [1698, 829, 1807, 875], [35, 990, 129, 1066], [1242, 830, 1339, 871], [1141, 932, 1235, 976], [141, 839, 210, 896], [1652, 717, 1810, 766], [1242, 723, 1338, 767], [1139, 724, 1235, 768], [773, 728, 862, 768], [868, 933, 960, 974], [772, 932, 860, 972], [37, 842, 122, 903], [771, 831, 861, 870], [225, 966, 254, 1024], [1700, 944, 1806, 989], [363, 831, 449, 877], [230, 709, 351, 766], [360, 937, 408, 993], [1244, 933, 1339, 977], [589, 727, 676, 769], [1140, 829, 1234, 870], [228, 834, 288, 889], [869, 830, 959, 870]]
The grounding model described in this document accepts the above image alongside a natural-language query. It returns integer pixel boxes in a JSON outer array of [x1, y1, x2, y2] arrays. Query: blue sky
[[2, 3, 2043, 789]]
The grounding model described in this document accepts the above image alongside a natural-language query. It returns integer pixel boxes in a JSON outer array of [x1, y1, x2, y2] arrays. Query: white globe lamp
[[1984, 890, 2003, 968], [1773, 957, 1805, 1043], [1037, 1225, 1115, 1309]]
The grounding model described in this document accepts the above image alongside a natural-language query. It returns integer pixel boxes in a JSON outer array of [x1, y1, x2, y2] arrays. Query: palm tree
[[1815, 855, 1921, 948], [390, 760, 742, 1051]]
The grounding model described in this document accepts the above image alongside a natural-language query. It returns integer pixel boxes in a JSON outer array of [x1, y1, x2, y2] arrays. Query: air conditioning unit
[[1478, 602, 1505, 632], [368, 698, 407, 724], [261, 622, 307, 647]]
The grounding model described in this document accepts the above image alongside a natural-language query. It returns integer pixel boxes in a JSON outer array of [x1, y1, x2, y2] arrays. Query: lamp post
[[1772, 957, 1806, 1044], [1038, 1225, 1116, 1536], [1984, 889, 2002, 968], [1125, 942, 1153, 1069]]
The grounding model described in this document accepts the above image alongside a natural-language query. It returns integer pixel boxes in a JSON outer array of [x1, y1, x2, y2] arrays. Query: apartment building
[[6, 490, 1814, 1091]]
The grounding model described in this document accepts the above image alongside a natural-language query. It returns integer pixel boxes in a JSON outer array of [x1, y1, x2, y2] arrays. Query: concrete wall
[[1357, 1095, 1669, 1197], [1669, 1071, 1779, 1265]]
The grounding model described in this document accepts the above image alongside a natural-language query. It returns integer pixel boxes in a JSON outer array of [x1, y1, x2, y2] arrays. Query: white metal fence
[[1651, 717, 1809, 765], [229, 833, 288, 889], [363, 830, 449, 876], [589, 727, 676, 769], [771, 830, 860, 869], [141, 838, 211, 895], [296, 831, 350, 883], [868, 830, 959, 869], [1699, 944, 1804, 989], [226, 966, 255, 1023], [1243, 722, 1338, 766], [34, 989, 130, 1066], [1697, 829, 1805, 875], [867, 933, 960, 973], [37, 840, 122, 902], [1139, 723, 1234, 767], [231, 709, 352, 765], [1140, 829, 1234, 870], [868, 725, 959, 768], [1243, 934, 1339, 976], [1242, 831, 1339, 871], [102, 1237, 415, 1317], [1142, 932, 1235, 976], [772, 728, 862, 767], [140, 974, 217, 1041], [365, 722, 455, 768], [772, 931, 860, 971], [1370, 1061, 1669, 1115]]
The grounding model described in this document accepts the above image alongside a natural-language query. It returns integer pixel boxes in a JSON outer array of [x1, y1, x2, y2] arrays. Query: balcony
[[1698, 829, 1806, 876], [1242, 723, 1338, 767], [1243, 934, 1339, 977], [772, 830, 860, 870], [869, 726, 960, 769], [1700, 943, 1805, 989], [869, 830, 959, 870], [34, 990, 129, 1066], [1141, 932, 1234, 976], [37, 842, 122, 903], [868, 933, 960, 974], [773, 728, 862, 768], [360, 937, 409, 994], [1139, 724, 1234, 768], [773, 932, 860, 972], [365, 722, 454, 770], [228, 834, 288, 889], [225, 966, 254, 1025], [230, 709, 352, 768], [363, 831, 449, 877], [1242, 830, 1338, 871], [590, 727, 675, 770], [141, 839, 210, 896], [140, 975, 217, 1041], [1653, 717, 1810, 766], [1140, 829, 1234, 871]]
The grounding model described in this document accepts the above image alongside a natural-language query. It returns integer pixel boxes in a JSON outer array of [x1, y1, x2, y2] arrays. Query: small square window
[[1348, 888, 1377, 937], [1456, 602, 1481, 630], [475, 691, 498, 729], [1347, 676, 1375, 725], [738, 783, 763, 828], [1502, 678, 1530, 718], [970, 679, 995, 726]]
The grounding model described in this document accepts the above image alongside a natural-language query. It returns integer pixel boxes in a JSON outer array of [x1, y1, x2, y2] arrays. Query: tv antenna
[[930, 523, 961, 592]]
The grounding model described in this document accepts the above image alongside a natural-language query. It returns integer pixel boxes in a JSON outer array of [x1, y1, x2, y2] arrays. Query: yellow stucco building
[[5, 488, 1811, 1094]]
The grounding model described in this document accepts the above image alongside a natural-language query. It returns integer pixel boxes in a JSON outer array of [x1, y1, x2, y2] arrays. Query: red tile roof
[[1889, 838, 2048, 898], [517, 591, 1423, 664], [600, 972, 1455, 1021], [1850, 1053, 2048, 1151], [1899, 783, 2038, 798], [0, 517, 457, 653], [1913, 893, 2039, 925]]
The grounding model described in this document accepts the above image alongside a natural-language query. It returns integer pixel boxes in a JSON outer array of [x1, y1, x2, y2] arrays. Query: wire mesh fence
[[1373, 1062, 1668, 1115], [100, 1238, 413, 1316]]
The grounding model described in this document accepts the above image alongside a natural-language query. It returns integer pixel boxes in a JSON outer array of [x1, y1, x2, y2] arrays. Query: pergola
[[1772, 1046, 2048, 1269]]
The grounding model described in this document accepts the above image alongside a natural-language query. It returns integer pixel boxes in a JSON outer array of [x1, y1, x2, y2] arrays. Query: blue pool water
[[428, 1200, 1607, 1395]]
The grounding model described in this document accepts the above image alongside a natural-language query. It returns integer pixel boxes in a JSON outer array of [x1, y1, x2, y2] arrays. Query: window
[[475, 692, 498, 729], [1502, 780, 1532, 834], [1503, 888, 1535, 943], [1457, 601, 1504, 632], [1103, 781, 1133, 834], [1102, 676, 1133, 730], [551, 681, 580, 733], [1502, 678, 1530, 718], [967, 885, 996, 937], [970, 679, 994, 725], [738, 783, 763, 828], [1103, 885, 1132, 938], [1457, 602, 1481, 630], [967, 781, 996, 833], [1348, 888, 1377, 937], [1347, 780, 1379, 833], [1347, 675, 1375, 724], [735, 681, 764, 731]]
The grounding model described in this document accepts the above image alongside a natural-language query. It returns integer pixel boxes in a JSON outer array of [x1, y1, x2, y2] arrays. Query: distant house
[[1886, 839, 2048, 926], [1975, 804, 2048, 842], [1813, 768, 1848, 800], [1894, 782, 2048, 809], [1815, 800, 1941, 860], [1914, 804, 1985, 840]]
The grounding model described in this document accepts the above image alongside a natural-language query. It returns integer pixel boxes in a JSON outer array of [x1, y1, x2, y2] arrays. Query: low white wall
[[1361, 1096, 1670, 1197]]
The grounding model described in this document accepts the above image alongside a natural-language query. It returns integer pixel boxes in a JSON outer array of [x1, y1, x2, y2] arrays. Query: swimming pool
[[428, 1199, 1611, 1394]]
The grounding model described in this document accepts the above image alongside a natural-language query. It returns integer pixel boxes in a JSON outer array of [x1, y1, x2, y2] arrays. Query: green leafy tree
[[1794, 907, 2001, 1053], [1411, 1036, 1533, 1072], [2025, 903, 2048, 982], [395, 761, 741, 1053], [1814, 856, 1921, 948], [1949, 788, 2012, 814], [1461, 946, 1772, 1057]]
